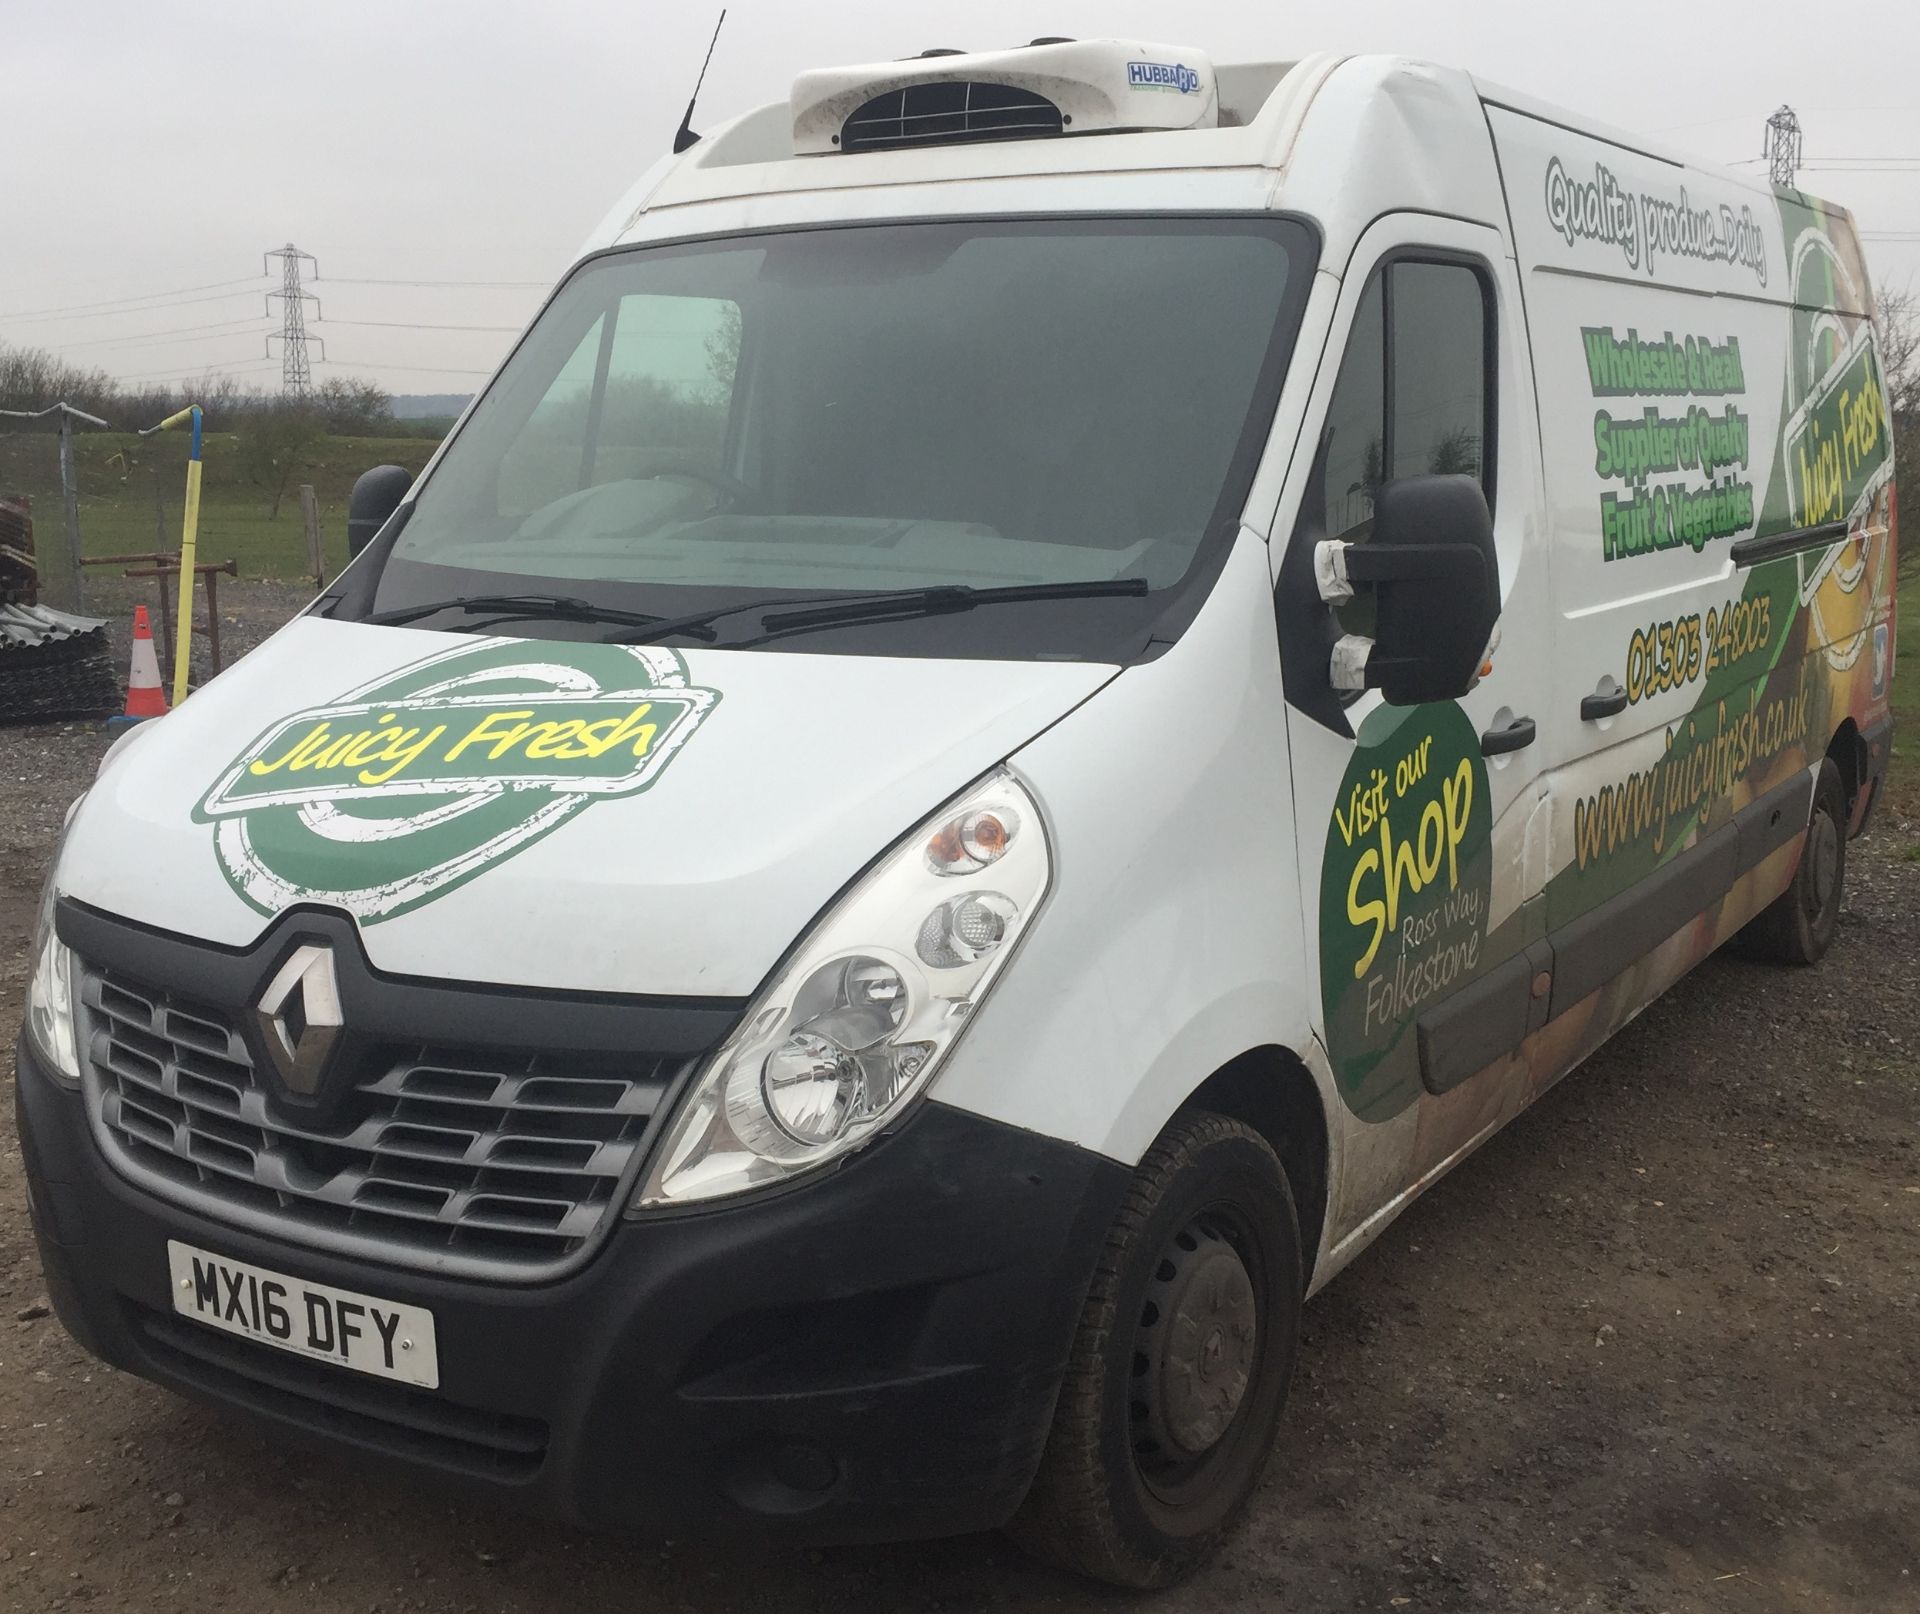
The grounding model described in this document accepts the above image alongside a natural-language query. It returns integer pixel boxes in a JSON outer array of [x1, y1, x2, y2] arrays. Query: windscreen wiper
[[610, 578, 1151, 645], [358, 592, 715, 639]]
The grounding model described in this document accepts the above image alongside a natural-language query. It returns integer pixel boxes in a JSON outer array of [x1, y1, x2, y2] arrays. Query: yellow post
[[174, 447, 202, 707], [140, 405, 204, 706]]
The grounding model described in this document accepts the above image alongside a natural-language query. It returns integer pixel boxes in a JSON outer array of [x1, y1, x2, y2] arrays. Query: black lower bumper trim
[[130, 1302, 549, 1477], [17, 1031, 1129, 1544]]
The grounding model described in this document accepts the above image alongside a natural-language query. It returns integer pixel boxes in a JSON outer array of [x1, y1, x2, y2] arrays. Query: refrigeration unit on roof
[[791, 38, 1220, 156]]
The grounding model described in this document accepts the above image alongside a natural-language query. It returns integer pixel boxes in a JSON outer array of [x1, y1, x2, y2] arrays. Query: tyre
[[1008, 1112, 1302, 1588], [1736, 758, 1847, 965]]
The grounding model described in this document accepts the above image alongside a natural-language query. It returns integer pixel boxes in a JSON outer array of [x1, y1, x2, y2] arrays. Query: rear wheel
[[1008, 1113, 1301, 1588], [1736, 758, 1847, 965]]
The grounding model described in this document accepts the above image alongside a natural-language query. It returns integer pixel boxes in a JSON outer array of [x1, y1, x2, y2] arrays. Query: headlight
[[636, 769, 1050, 1207], [26, 804, 84, 1087]]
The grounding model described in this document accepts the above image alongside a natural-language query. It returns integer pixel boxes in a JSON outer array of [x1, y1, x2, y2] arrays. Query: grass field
[[0, 428, 441, 582], [1888, 562, 1918, 820]]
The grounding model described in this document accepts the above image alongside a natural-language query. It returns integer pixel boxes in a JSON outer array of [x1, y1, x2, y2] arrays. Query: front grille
[[131, 1303, 548, 1479], [840, 81, 1065, 152], [79, 966, 680, 1279]]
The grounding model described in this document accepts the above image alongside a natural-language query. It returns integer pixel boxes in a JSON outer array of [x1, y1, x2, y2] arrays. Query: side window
[[1391, 263, 1487, 485], [497, 294, 740, 520], [1321, 258, 1492, 543], [1323, 276, 1385, 542]]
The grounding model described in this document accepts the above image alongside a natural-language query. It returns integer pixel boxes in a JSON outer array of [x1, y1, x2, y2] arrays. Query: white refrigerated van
[[20, 38, 1898, 1588]]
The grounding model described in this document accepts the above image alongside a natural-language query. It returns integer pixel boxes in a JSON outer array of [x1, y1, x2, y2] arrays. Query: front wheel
[[1008, 1113, 1302, 1588]]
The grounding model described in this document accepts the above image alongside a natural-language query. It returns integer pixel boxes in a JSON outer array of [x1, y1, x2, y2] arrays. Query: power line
[[318, 356, 494, 376], [319, 317, 522, 333], [1645, 105, 1920, 135], [0, 288, 268, 325], [0, 276, 266, 322], [54, 318, 274, 352], [106, 358, 282, 385], [3, 270, 547, 332], [2, 254, 542, 385], [325, 275, 549, 288]]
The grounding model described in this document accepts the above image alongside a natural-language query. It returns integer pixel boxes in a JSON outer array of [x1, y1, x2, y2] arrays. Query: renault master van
[[19, 40, 1898, 1587]]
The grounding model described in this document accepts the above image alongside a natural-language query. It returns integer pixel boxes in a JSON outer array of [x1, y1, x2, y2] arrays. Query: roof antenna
[[674, 10, 728, 154]]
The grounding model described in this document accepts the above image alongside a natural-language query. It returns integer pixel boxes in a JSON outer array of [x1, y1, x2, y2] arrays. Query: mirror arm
[[1312, 540, 1356, 604], [1330, 633, 1372, 692], [1341, 542, 1491, 585]]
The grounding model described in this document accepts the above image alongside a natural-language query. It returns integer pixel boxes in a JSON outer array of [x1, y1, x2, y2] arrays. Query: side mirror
[[346, 465, 413, 558], [1341, 475, 1499, 706]]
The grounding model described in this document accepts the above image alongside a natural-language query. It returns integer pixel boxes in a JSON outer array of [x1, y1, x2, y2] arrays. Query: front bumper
[[17, 1031, 1127, 1543]]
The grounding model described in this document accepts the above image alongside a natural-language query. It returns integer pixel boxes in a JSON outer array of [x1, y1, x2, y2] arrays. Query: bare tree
[[314, 376, 393, 435], [236, 401, 324, 518], [1876, 285, 1916, 576], [0, 342, 396, 434], [1876, 282, 1919, 423]]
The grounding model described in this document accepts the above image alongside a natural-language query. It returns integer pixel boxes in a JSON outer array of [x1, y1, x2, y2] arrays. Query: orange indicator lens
[[926, 805, 1020, 875]]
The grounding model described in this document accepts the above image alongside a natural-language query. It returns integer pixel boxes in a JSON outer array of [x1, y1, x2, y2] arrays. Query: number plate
[[167, 1241, 439, 1389]]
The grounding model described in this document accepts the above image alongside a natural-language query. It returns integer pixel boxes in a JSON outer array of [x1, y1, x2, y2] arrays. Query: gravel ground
[[2, 582, 1917, 1612], [82, 574, 319, 697]]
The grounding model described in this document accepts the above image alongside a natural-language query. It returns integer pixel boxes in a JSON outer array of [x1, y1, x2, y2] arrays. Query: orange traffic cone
[[123, 605, 169, 720]]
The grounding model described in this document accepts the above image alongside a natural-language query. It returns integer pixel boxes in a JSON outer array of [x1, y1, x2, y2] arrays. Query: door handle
[[1581, 688, 1628, 721], [1480, 715, 1536, 757]]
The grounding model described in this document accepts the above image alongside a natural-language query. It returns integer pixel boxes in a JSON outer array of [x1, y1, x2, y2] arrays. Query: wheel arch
[[1826, 718, 1867, 825], [1177, 1046, 1332, 1289]]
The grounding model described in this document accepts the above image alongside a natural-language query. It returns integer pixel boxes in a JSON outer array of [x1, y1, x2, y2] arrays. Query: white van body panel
[[1485, 99, 1892, 951], [613, 168, 1285, 249], [1267, 58, 1510, 270], [934, 532, 1321, 1162]]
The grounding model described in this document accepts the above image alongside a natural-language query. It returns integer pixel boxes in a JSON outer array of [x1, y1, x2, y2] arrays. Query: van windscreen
[[362, 217, 1311, 660]]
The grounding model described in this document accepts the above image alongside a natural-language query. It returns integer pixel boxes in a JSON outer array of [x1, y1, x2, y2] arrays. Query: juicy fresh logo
[[195, 640, 719, 923], [1783, 323, 1890, 529], [1127, 60, 1200, 94]]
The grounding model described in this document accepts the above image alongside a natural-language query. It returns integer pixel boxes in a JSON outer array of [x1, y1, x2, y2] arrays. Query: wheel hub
[[1136, 1224, 1258, 1460], [1808, 809, 1840, 914]]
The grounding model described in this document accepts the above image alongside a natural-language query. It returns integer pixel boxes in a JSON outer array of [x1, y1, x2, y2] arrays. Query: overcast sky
[[3, 0, 1915, 398]]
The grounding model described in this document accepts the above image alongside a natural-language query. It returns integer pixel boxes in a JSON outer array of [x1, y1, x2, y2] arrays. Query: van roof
[[583, 51, 1846, 262]]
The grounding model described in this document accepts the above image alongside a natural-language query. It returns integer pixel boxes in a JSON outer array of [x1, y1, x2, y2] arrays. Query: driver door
[[1276, 215, 1556, 1214]]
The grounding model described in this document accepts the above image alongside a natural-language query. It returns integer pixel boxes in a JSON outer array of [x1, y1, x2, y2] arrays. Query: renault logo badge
[[254, 943, 344, 1097]]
